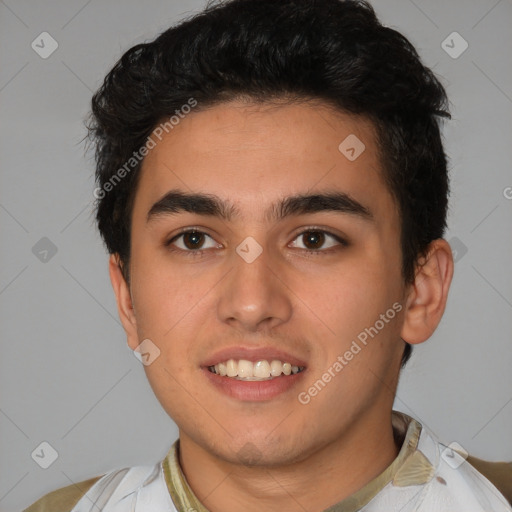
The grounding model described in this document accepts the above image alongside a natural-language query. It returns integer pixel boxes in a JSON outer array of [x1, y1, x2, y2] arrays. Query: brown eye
[[289, 229, 346, 253], [302, 231, 325, 249], [182, 231, 206, 249], [166, 230, 220, 253]]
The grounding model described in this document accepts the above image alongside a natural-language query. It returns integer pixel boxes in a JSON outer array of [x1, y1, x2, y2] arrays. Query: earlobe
[[108, 254, 139, 350], [400, 239, 454, 345]]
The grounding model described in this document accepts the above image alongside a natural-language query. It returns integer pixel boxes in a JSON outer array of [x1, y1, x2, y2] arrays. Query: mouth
[[207, 358, 306, 381], [201, 348, 308, 401]]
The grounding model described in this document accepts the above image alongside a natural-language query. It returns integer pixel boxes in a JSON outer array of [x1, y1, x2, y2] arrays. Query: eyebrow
[[146, 188, 373, 224]]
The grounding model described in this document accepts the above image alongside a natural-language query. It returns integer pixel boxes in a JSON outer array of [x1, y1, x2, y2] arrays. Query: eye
[[289, 229, 346, 252], [166, 230, 221, 252]]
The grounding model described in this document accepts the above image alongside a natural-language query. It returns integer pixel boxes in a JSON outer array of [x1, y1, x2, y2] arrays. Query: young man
[[25, 0, 512, 510]]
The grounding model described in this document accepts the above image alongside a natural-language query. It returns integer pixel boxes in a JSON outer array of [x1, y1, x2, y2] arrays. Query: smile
[[208, 358, 305, 381]]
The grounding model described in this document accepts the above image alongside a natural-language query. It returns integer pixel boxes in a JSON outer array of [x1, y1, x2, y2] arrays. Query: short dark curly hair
[[87, 0, 451, 367]]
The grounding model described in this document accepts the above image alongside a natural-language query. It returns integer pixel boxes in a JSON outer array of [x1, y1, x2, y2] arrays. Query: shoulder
[[24, 461, 176, 512], [467, 455, 512, 506], [423, 453, 512, 511], [23, 476, 103, 512], [388, 419, 512, 511], [418, 429, 512, 510]]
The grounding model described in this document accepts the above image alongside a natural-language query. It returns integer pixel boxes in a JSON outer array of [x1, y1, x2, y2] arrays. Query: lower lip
[[202, 367, 306, 401]]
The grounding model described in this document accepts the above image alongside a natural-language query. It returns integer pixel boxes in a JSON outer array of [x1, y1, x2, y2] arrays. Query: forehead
[[133, 100, 395, 223]]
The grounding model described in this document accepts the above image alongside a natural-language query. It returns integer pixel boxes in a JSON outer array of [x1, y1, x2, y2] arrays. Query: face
[[118, 100, 411, 466]]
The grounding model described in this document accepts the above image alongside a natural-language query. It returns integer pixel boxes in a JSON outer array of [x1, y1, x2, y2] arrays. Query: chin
[[209, 432, 313, 468]]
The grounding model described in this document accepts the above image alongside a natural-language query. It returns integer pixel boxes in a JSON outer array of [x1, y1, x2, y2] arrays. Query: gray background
[[1, 0, 511, 510]]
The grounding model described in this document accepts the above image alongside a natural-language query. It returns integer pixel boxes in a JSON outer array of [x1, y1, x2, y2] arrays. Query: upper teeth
[[208, 359, 304, 380]]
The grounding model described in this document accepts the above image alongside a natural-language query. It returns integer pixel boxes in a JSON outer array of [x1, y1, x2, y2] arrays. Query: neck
[[178, 409, 400, 512]]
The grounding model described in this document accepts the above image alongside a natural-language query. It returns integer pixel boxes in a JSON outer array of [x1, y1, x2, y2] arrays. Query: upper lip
[[201, 346, 307, 368]]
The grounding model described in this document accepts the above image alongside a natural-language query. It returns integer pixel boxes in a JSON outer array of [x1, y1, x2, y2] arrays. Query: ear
[[109, 253, 139, 351], [400, 239, 454, 345]]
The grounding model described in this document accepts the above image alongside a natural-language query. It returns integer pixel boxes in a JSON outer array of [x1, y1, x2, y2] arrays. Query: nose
[[216, 242, 293, 333]]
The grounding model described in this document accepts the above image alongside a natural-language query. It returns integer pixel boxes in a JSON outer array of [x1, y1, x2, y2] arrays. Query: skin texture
[[109, 100, 454, 512]]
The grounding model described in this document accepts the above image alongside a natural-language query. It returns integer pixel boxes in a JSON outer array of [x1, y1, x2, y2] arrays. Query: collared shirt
[[24, 412, 512, 512]]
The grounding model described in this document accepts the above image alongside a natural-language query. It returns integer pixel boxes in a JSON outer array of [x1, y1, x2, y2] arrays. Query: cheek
[[128, 247, 219, 375], [300, 262, 387, 327], [142, 360, 199, 431], [130, 246, 200, 334], [295, 257, 403, 369]]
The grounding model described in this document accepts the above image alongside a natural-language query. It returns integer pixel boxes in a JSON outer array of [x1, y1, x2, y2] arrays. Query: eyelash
[[164, 227, 348, 257]]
